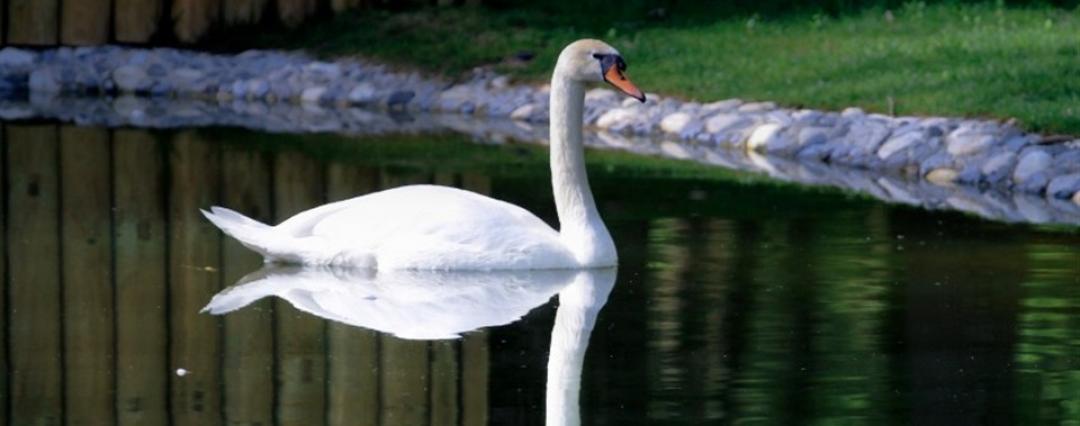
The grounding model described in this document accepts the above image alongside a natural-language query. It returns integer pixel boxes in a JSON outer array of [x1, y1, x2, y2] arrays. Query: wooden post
[[113, 129, 169, 425], [60, 126, 116, 423], [61, 0, 110, 45], [274, 150, 327, 426], [325, 163, 379, 426], [7, 0, 58, 45], [115, 0, 162, 43], [277, 0, 316, 28], [461, 332, 489, 426], [168, 131, 223, 425], [7, 125, 63, 425], [221, 146, 275, 425], [0, 126, 6, 425], [380, 336, 430, 426], [173, 0, 221, 43], [430, 341, 460, 426], [223, 0, 268, 25]]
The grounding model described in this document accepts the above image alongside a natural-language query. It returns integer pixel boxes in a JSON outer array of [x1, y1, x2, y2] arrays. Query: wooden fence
[[1, 0, 477, 46], [0, 124, 491, 425]]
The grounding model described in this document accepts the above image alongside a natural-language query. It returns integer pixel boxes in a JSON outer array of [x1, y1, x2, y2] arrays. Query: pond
[[1, 122, 1078, 425]]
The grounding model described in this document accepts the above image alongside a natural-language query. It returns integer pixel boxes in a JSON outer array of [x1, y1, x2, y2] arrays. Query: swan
[[201, 39, 644, 270]]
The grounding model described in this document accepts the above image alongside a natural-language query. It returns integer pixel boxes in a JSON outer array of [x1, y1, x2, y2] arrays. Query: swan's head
[[556, 39, 645, 103]]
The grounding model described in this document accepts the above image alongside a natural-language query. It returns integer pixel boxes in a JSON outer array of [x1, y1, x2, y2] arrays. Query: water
[[1, 123, 1078, 425]]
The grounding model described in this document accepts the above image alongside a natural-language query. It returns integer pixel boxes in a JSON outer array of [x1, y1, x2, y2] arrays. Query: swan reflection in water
[[203, 265, 616, 425]]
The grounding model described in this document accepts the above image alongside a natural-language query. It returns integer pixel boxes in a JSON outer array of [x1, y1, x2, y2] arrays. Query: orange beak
[[604, 66, 645, 103]]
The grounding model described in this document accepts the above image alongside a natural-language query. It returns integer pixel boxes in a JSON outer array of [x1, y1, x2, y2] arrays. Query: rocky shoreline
[[2, 44, 1079, 211]]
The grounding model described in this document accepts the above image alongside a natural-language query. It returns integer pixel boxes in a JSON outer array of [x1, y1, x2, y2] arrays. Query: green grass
[[232, 3, 1080, 134]]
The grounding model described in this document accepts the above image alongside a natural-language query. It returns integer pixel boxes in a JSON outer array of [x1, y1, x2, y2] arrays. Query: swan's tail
[[201, 206, 285, 262]]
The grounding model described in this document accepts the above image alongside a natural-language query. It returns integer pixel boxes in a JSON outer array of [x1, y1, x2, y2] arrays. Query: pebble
[[926, 168, 959, 186], [660, 112, 694, 134]]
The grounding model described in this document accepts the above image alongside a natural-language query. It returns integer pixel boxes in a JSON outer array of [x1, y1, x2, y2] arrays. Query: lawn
[[232, 3, 1080, 134]]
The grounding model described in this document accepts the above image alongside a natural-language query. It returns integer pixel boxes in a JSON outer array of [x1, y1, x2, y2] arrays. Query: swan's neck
[[549, 72, 615, 265]]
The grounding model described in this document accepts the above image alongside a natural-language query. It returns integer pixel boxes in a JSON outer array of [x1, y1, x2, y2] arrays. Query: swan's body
[[202, 39, 643, 270]]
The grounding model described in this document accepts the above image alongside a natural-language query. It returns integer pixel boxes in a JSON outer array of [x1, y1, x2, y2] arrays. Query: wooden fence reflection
[[0, 123, 489, 425]]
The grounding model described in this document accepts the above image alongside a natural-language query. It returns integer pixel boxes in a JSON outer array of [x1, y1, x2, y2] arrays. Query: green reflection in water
[[1016, 242, 1080, 423]]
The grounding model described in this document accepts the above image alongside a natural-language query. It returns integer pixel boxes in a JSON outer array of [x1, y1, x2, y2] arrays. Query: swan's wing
[[308, 185, 575, 269]]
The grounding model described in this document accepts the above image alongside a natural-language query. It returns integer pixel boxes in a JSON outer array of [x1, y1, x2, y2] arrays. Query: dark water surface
[[1, 123, 1078, 425]]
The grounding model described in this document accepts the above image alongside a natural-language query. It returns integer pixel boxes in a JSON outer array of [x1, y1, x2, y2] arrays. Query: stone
[[300, 86, 327, 104], [387, 90, 415, 109], [112, 65, 151, 93], [305, 62, 341, 81], [510, 104, 537, 121], [246, 80, 270, 99], [28, 69, 61, 93], [701, 99, 741, 113], [1018, 172, 1050, 193], [1046, 173, 1080, 199], [1013, 149, 1052, 184], [746, 123, 791, 152], [585, 88, 619, 104], [0, 48, 37, 69], [1073, 191, 1080, 206], [704, 113, 753, 134], [347, 83, 378, 104], [738, 101, 776, 113], [798, 126, 829, 147], [878, 131, 924, 159], [946, 126, 996, 156], [841, 107, 865, 117], [926, 168, 959, 186], [980, 152, 1017, 184], [596, 108, 638, 129], [660, 112, 694, 134]]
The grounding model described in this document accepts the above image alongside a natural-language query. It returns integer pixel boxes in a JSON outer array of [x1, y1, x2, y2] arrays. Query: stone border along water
[[1, 45, 1078, 225]]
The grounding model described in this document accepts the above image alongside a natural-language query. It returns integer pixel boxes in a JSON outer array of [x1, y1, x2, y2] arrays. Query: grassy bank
[[240, 3, 1080, 134]]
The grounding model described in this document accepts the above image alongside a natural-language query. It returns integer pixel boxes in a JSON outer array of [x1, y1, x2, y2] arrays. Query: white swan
[[201, 39, 644, 270]]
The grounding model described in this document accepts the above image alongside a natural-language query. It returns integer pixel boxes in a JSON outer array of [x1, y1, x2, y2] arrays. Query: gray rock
[[1014, 149, 1052, 184], [981, 152, 1017, 184], [660, 112, 695, 134], [738, 101, 776, 113], [28, 68, 61, 93], [1046, 173, 1080, 199], [878, 131, 924, 159], [841, 107, 865, 117], [387, 90, 415, 110], [705, 113, 753, 134], [0, 48, 37, 69], [300, 86, 327, 104], [946, 125, 996, 156], [701, 99, 741, 114], [1018, 172, 1050, 193], [112, 65, 151, 93], [246, 80, 270, 99], [798, 126, 829, 147], [347, 83, 378, 105], [596, 108, 638, 130]]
